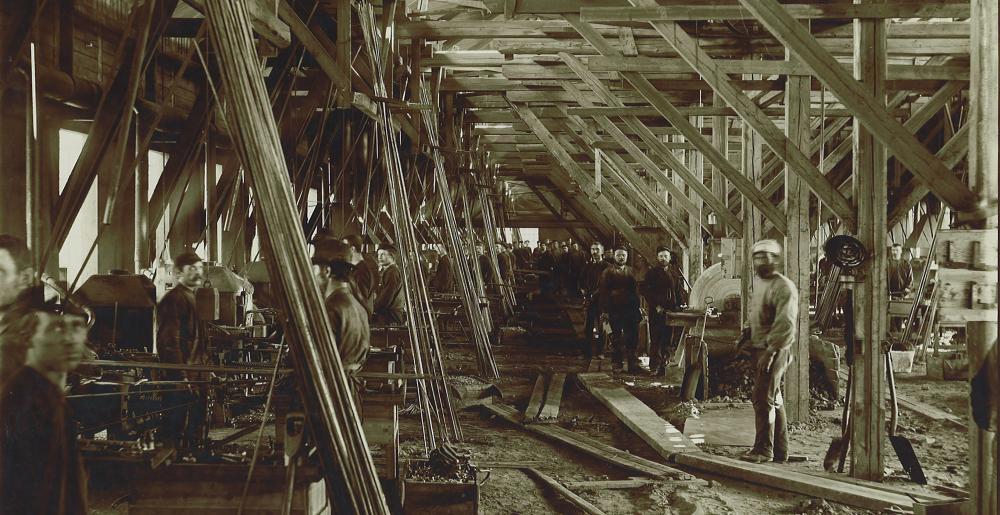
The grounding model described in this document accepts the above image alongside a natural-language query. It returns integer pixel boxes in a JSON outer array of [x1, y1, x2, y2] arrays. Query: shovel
[[824, 289, 855, 472], [887, 350, 927, 484]]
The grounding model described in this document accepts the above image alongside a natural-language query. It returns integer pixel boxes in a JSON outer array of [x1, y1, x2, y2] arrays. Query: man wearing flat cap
[[313, 241, 370, 373], [741, 239, 798, 464], [373, 244, 406, 325], [157, 250, 206, 448], [597, 244, 644, 373]]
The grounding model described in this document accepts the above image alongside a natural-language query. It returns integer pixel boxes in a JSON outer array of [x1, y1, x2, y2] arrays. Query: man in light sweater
[[741, 239, 798, 464]]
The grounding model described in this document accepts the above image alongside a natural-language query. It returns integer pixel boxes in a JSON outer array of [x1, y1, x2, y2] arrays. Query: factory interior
[[0, 0, 997, 513]]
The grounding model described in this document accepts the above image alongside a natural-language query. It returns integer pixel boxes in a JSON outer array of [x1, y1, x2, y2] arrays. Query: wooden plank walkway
[[483, 403, 687, 478], [675, 452, 920, 512], [577, 372, 699, 457]]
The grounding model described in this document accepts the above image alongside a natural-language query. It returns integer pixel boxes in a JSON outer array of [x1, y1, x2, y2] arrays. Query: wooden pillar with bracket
[[966, 0, 999, 511], [850, 1, 887, 481], [741, 121, 763, 325], [784, 29, 812, 424]]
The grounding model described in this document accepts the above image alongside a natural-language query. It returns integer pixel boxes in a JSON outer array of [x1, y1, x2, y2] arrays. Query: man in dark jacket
[[555, 243, 572, 296], [886, 243, 913, 298], [374, 244, 406, 325], [598, 245, 644, 372], [642, 246, 681, 376], [157, 251, 207, 447], [581, 242, 611, 358], [1, 300, 89, 515], [313, 241, 370, 373], [342, 234, 380, 316], [433, 245, 455, 293]]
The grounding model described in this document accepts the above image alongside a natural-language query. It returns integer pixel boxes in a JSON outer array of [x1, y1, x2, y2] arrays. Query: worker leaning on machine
[[312, 240, 370, 374]]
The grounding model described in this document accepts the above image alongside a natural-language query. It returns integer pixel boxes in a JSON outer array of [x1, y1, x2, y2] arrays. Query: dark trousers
[[750, 347, 791, 458], [647, 313, 675, 372], [583, 294, 605, 358], [608, 314, 639, 366]]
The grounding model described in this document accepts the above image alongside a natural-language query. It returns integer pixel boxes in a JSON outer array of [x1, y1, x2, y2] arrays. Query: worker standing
[[341, 234, 380, 316], [373, 244, 406, 325], [581, 242, 611, 359], [312, 241, 370, 375], [598, 245, 644, 373], [886, 243, 913, 299], [156, 251, 206, 448], [432, 244, 455, 293], [741, 239, 798, 464], [642, 246, 680, 377], [0, 299, 89, 515]]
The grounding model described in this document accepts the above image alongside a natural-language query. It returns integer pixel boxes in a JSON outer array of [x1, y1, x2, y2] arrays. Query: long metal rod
[[203, 2, 388, 512]]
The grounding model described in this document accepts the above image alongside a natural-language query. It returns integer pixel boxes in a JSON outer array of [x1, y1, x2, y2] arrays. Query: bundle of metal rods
[[202, 2, 388, 513], [357, 1, 462, 448], [459, 177, 496, 335], [417, 78, 501, 379], [475, 177, 517, 316]]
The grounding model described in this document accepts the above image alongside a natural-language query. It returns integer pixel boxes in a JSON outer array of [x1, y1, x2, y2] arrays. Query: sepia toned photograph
[[0, 0, 995, 513]]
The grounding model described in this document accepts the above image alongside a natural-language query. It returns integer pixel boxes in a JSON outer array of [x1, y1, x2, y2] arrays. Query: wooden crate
[[126, 463, 328, 514], [400, 459, 480, 514]]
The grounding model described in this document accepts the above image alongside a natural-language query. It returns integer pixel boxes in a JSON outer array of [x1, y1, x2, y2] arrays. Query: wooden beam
[[527, 185, 589, 242], [48, 0, 174, 258], [277, 0, 351, 93], [522, 468, 607, 515], [740, 0, 980, 214], [674, 452, 919, 512], [587, 56, 970, 81], [849, 2, 887, 481], [482, 403, 683, 478], [0, 0, 50, 93], [580, 3, 971, 22], [537, 373, 566, 420], [336, 0, 352, 107], [182, 0, 291, 48], [619, 8, 856, 225], [564, 16, 788, 233], [783, 39, 811, 423], [513, 104, 656, 260], [560, 54, 742, 235], [577, 373, 699, 457]]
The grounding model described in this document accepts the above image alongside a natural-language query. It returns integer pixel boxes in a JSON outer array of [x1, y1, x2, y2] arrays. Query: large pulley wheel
[[824, 235, 867, 271]]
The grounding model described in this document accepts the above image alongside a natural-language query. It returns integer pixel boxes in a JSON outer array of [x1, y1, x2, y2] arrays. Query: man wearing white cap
[[741, 239, 798, 463]]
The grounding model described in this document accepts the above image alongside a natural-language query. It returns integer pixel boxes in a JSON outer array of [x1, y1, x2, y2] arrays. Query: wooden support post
[[741, 121, 764, 325], [98, 123, 137, 273], [711, 96, 728, 239], [784, 47, 811, 423], [967, 0, 999, 511], [337, 0, 353, 107], [0, 97, 27, 241], [850, 3, 887, 481], [205, 138, 220, 263], [36, 118, 59, 276], [686, 125, 704, 281], [618, 5, 855, 225]]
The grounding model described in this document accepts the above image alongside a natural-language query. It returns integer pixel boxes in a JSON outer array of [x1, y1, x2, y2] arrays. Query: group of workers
[[0, 235, 90, 514]]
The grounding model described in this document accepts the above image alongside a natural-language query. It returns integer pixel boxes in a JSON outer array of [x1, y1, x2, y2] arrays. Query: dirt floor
[[87, 294, 973, 514], [420, 295, 973, 515]]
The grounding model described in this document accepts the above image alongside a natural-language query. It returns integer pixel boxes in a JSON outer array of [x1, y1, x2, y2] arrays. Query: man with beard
[[581, 242, 612, 359], [740, 239, 798, 464], [642, 246, 681, 377], [373, 244, 406, 325], [598, 245, 644, 373]]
